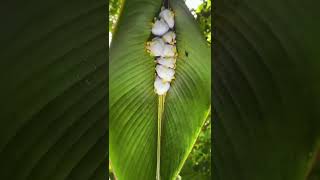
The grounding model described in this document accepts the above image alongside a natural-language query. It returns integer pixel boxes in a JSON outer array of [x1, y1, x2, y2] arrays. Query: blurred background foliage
[[109, 0, 121, 33], [108, 0, 211, 179], [190, 0, 211, 43], [179, 116, 211, 180]]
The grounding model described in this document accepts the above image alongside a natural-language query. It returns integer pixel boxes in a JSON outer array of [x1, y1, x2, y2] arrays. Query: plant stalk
[[156, 94, 166, 180]]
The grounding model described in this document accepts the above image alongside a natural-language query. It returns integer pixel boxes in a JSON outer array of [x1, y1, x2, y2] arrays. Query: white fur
[[162, 44, 176, 57], [146, 37, 165, 56], [156, 65, 175, 82], [162, 31, 176, 44], [152, 18, 170, 36], [154, 76, 170, 95], [159, 9, 175, 29], [156, 57, 176, 68]]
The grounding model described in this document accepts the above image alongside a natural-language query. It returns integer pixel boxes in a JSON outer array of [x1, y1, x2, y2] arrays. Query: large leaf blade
[[0, 0, 107, 179], [109, 0, 211, 179], [214, 0, 320, 179]]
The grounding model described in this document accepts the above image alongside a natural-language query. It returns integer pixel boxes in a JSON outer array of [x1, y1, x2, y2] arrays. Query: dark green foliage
[[214, 0, 320, 179], [308, 152, 320, 180], [180, 118, 211, 180], [0, 0, 108, 180]]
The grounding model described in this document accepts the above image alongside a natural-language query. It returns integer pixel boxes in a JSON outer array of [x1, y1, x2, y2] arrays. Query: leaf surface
[[213, 0, 320, 179], [109, 0, 211, 179], [0, 1, 107, 180]]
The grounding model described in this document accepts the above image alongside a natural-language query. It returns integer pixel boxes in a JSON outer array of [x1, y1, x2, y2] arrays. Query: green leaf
[[214, 0, 320, 179], [0, 1, 107, 180], [109, 0, 211, 179], [308, 152, 320, 180]]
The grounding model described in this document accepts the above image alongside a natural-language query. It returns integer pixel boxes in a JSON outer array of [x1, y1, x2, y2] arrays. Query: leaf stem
[[156, 94, 166, 180]]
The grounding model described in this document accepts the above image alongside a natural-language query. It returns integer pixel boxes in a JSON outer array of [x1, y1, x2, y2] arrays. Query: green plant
[[214, 0, 320, 179], [109, 0, 211, 179], [180, 117, 211, 180], [0, 1, 107, 180], [109, 0, 122, 32], [193, 0, 211, 43]]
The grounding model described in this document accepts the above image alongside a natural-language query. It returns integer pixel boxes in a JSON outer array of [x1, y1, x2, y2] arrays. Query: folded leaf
[[109, 0, 211, 179]]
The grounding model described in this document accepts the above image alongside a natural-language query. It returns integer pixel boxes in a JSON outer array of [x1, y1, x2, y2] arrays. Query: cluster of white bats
[[146, 7, 177, 95]]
